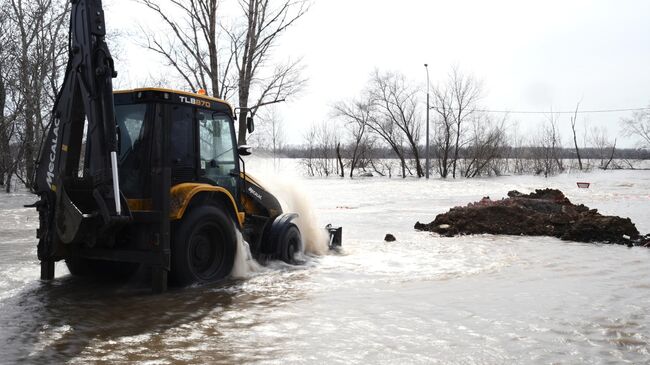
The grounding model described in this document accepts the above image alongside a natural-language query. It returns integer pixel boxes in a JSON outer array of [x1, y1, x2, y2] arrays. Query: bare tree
[[314, 120, 337, 176], [0, 51, 26, 191], [589, 126, 617, 169], [0, 3, 13, 189], [365, 107, 408, 178], [0, 76, 6, 188], [621, 105, 650, 148], [532, 114, 564, 177], [300, 124, 316, 176], [228, 0, 309, 145], [0, 71, 23, 192], [256, 106, 285, 159], [137, 0, 236, 99], [332, 98, 372, 177], [449, 66, 482, 178], [367, 69, 423, 177], [300, 120, 337, 177], [461, 114, 508, 177], [334, 142, 344, 177], [570, 101, 583, 170], [5, 0, 69, 189], [431, 66, 482, 178], [506, 120, 531, 175], [139, 0, 308, 145], [431, 82, 454, 178]]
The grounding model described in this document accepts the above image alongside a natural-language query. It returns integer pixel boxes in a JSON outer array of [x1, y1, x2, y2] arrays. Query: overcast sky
[[109, 0, 650, 148]]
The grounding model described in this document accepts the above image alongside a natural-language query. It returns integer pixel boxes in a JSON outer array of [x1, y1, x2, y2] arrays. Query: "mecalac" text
[[46, 118, 60, 189]]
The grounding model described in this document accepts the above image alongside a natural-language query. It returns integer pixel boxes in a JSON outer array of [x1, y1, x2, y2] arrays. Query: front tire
[[277, 224, 302, 264], [170, 205, 236, 286]]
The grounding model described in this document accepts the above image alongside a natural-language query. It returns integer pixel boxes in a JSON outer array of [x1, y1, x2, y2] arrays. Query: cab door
[[170, 104, 196, 184], [197, 109, 239, 197]]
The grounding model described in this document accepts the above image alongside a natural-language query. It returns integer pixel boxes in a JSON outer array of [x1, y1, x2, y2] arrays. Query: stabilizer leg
[[40, 260, 55, 280], [151, 266, 168, 293]]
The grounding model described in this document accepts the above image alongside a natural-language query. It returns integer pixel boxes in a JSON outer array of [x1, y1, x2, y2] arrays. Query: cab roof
[[114, 87, 234, 115]]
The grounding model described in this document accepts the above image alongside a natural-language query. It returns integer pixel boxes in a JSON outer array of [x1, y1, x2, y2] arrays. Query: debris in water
[[414, 188, 650, 247]]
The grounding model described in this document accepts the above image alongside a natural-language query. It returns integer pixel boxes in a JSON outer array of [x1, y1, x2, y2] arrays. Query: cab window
[[116, 103, 149, 197], [171, 105, 196, 183]]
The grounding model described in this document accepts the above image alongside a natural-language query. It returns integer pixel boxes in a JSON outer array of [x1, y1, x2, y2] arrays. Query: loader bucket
[[326, 224, 342, 249]]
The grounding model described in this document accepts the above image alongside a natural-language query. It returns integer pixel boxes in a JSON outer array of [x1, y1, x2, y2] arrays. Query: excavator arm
[[32, 0, 127, 277]]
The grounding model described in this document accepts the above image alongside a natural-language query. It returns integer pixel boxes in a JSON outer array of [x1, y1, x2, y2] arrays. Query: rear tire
[[170, 205, 236, 286]]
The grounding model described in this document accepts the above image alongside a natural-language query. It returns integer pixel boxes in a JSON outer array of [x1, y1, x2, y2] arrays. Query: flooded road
[[1, 168, 650, 363]]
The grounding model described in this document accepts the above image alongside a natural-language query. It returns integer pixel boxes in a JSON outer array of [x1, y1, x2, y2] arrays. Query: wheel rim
[[188, 223, 226, 281]]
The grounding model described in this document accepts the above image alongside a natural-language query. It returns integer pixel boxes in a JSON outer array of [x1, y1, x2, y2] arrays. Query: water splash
[[241, 158, 330, 255], [230, 229, 264, 279], [268, 180, 330, 255]]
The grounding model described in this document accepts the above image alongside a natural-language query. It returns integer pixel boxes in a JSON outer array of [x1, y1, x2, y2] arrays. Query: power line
[[429, 106, 650, 114]]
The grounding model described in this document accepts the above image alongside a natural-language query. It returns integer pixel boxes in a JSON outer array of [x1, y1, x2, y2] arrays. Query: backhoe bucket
[[55, 181, 131, 244], [56, 183, 99, 244]]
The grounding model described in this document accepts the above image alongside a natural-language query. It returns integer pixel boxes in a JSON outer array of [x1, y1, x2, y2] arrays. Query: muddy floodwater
[[1, 166, 650, 364]]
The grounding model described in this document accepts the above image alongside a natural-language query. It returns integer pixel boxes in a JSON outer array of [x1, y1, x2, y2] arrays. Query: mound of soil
[[414, 188, 650, 247]]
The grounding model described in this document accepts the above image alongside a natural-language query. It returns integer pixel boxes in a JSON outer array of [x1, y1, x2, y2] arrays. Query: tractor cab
[[113, 88, 241, 202]]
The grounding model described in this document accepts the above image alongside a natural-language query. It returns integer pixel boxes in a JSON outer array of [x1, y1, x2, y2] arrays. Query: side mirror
[[246, 116, 255, 134], [238, 145, 252, 156]]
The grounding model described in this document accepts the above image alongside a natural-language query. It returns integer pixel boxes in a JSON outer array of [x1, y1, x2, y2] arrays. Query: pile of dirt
[[414, 188, 650, 247]]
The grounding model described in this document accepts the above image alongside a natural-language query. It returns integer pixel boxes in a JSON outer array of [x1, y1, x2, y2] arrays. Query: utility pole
[[425, 64, 430, 179]]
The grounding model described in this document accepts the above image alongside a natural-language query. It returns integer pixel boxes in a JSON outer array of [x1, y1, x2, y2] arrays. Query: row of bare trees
[[299, 66, 645, 179], [308, 67, 507, 179], [0, 0, 69, 192]]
